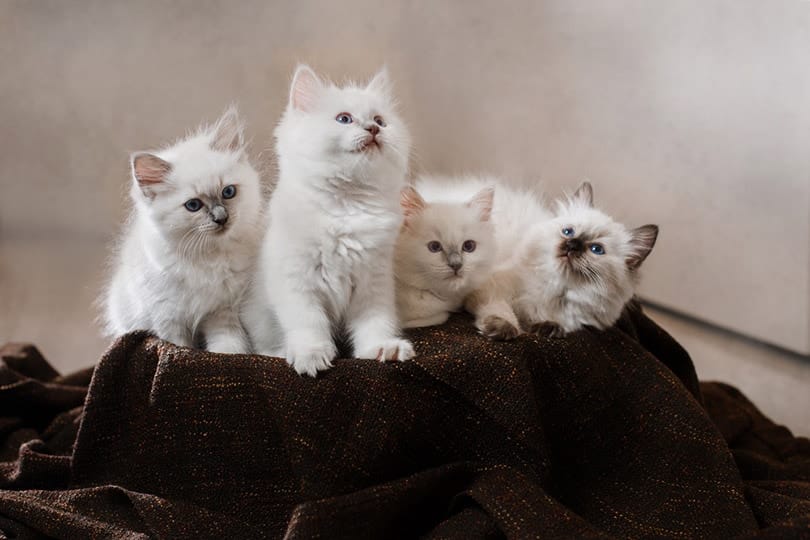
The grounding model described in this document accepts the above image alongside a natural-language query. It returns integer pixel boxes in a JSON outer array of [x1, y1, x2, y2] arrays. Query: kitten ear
[[466, 186, 495, 222], [366, 66, 392, 98], [626, 225, 659, 270], [289, 64, 323, 112], [211, 106, 245, 153], [400, 186, 426, 227], [572, 181, 594, 207], [131, 152, 171, 198]]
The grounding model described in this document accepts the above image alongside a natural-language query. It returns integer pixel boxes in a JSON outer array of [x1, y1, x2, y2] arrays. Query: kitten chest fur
[[517, 271, 624, 332], [110, 213, 256, 338], [268, 179, 401, 321]]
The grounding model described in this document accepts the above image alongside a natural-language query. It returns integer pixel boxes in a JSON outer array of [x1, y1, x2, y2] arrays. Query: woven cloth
[[1, 306, 808, 538]]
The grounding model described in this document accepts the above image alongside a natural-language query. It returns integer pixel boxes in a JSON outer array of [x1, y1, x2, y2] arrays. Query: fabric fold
[[0, 308, 807, 539]]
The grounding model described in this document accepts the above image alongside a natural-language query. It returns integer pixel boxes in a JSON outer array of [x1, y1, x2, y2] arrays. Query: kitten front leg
[[202, 308, 250, 354], [403, 311, 450, 329], [156, 321, 194, 348], [517, 300, 567, 339], [350, 267, 414, 361], [472, 299, 522, 341], [465, 275, 522, 341], [528, 321, 566, 339], [397, 284, 451, 329], [272, 283, 336, 377]]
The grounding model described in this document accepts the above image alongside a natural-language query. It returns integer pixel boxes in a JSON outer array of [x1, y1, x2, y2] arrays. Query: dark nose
[[210, 205, 228, 226], [448, 260, 462, 272], [565, 238, 583, 253], [366, 124, 380, 136]]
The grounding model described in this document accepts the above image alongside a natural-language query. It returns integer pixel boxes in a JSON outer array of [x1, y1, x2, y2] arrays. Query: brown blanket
[[1, 306, 808, 539]]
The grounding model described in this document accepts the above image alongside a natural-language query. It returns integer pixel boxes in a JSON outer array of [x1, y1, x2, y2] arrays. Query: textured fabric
[[0, 306, 808, 539]]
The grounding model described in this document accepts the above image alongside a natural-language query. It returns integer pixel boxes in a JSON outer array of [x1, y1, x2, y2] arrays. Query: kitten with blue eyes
[[466, 182, 658, 339], [402, 174, 551, 338], [243, 64, 413, 376], [102, 107, 263, 353], [394, 183, 496, 328]]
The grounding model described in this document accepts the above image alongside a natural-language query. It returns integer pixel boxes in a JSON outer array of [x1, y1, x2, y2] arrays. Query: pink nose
[[366, 124, 380, 136]]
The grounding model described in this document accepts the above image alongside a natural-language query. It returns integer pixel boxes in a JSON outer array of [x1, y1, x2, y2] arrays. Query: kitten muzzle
[[209, 205, 228, 228], [447, 252, 463, 274], [559, 238, 584, 258], [356, 133, 381, 152], [565, 238, 583, 252], [558, 239, 586, 273]]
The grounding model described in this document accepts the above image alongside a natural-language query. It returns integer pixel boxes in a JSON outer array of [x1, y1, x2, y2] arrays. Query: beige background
[[1, 1, 808, 429]]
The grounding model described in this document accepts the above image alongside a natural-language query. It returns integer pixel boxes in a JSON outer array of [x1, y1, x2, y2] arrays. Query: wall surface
[[1, 0, 808, 353]]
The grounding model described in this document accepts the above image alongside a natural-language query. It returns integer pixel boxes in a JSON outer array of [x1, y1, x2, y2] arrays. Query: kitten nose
[[210, 205, 228, 226], [447, 253, 463, 272], [565, 238, 583, 252], [365, 124, 380, 136]]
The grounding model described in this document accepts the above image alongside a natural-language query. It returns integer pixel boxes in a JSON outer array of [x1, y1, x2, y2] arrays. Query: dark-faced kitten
[[516, 182, 658, 336], [466, 181, 658, 340]]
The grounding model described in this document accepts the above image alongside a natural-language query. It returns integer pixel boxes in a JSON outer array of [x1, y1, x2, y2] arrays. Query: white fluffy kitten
[[468, 182, 658, 339], [411, 175, 552, 268], [244, 65, 413, 376], [406, 175, 551, 338], [394, 182, 495, 328], [103, 107, 263, 353]]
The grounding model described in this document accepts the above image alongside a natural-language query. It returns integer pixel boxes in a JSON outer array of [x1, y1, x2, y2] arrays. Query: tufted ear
[[366, 66, 393, 98], [289, 64, 323, 112], [466, 186, 495, 222], [627, 225, 659, 270], [211, 105, 245, 153], [400, 185, 426, 227], [571, 181, 594, 207], [131, 152, 171, 199]]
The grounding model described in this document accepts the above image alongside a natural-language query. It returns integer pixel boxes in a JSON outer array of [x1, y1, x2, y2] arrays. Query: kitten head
[[395, 185, 495, 294], [535, 182, 658, 298], [275, 64, 411, 185], [130, 106, 262, 256]]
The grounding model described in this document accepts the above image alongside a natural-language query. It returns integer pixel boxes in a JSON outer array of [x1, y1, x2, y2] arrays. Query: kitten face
[[131, 107, 262, 256], [275, 65, 411, 183], [396, 186, 495, 294], [533, 182, 658, 291]]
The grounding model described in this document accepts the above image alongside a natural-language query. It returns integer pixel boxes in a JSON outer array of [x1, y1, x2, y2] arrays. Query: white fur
[[394, 179, 496, 328], [102, 107, 264, 353], [466, 182, 657, 338], [413, 175, 552, 267], [243, 65, 413, 376], [515, 186, 657, 333], [412, 176, 553, 337]]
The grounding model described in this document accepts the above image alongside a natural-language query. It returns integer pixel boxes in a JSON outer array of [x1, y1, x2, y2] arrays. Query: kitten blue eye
[[184, 199, 203, 212], [562, 227, 575, 237], [222, 185, 236, 199], [462, 240, 476, 253], [427, 241, 443, 253], [373, 115, 386, 127], [590, 243, 605, 255], [336, 113, 353, 124]]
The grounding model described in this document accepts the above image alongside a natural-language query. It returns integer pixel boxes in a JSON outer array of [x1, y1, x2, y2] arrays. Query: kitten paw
[[355, 338, 415, 362], [530, 321, 566, 338], [286, 342, 337, 377], [206, 335, 249, 355], [479, 315, 521, 341]]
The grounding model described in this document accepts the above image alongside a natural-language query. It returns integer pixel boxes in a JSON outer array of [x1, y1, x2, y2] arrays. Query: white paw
[[286, 341, 337, 377], [355, 338, 415, 362], [206, 334, 249, 354]]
